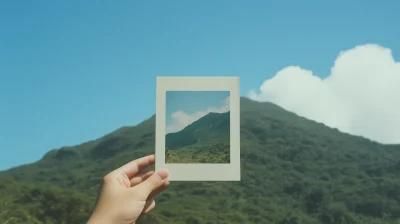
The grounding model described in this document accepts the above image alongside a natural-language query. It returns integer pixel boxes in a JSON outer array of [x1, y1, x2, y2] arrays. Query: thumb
[[132, 169, 169, 199]]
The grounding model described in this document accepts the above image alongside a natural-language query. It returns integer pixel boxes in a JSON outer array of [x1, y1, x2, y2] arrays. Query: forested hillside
[[1, 98, 400, 224]]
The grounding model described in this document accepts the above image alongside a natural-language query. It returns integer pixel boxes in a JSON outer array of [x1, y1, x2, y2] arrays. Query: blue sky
[[1, 0, 399, 170]]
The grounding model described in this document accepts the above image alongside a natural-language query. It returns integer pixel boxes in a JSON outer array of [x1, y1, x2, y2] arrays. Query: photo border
[[156, 76, 240, 181]]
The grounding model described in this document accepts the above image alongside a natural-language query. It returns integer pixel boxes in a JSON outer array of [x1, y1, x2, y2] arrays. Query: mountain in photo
[[1, 98, 400, 223], [165, 111, 230, 150]]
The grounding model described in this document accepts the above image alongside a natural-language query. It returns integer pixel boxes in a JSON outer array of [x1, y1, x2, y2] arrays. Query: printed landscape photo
[[164, 91, 230, 164]]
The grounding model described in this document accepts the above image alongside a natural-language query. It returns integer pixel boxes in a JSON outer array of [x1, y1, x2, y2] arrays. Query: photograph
[[165, 91, 230, 164], [155, 76, 240, 181]]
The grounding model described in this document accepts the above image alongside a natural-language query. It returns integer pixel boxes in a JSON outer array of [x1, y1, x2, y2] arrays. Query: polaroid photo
[[155, 76, 241, 181]]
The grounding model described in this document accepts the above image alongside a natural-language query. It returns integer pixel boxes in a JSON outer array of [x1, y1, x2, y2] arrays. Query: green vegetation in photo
[[165, 142, 230, 163], [165, 111, 230, 164]]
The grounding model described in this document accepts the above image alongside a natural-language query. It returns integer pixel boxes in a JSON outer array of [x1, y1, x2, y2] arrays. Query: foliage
[[165, 142, 230, 163], [1, 98, 400, 223], [0, 178, 94, 224]]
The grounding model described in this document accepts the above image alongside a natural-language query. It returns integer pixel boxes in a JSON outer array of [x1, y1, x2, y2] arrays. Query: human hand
[[87, 155, 170, 224]]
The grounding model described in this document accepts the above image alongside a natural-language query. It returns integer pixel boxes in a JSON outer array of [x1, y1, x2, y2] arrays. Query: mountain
[[1, 97, 400, 224], [165, 111, 230, 163], [165, 111, 230, 150]]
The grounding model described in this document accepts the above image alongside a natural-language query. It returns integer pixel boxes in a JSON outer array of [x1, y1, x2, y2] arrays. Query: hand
[[87, 155, 170, 224]]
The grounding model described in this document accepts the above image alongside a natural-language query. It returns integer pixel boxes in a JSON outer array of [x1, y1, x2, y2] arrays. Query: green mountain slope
[[165, 111, 230, 150], [165, 111, 230, 163], [1, 97, 400, 224]]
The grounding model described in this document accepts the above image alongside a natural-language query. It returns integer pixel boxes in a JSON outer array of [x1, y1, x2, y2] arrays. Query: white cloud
[[249, 44, 400, 144], [166, 96, 230, 134]]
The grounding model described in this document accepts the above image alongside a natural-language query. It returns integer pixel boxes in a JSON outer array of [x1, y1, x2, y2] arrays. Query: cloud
[[166, 96, 230, 134], [249, 44, 400, 144]]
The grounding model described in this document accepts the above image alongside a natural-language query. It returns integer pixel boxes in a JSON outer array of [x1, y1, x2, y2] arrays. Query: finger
[[148, 180, 170, 200], [132, 169, 169, 199], [141, 199, 156, 215], [112, 155, 155, 178], [130, 169, 155, 187], [139, 181, 169, 218], [140, 182, 169, 217]]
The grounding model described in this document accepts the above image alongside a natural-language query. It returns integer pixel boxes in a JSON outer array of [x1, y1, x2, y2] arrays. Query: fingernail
[[157, 169, 169, 180]]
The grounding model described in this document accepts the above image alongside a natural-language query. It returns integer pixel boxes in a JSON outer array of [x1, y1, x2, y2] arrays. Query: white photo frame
[[155, 76, 241, 181]]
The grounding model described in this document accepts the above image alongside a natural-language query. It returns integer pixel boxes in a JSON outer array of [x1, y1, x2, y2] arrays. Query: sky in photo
[[166, 91, 230, 134]]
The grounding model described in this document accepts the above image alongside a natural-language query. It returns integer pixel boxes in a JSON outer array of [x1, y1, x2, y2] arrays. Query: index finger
[[114, 154, 155, 178]]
